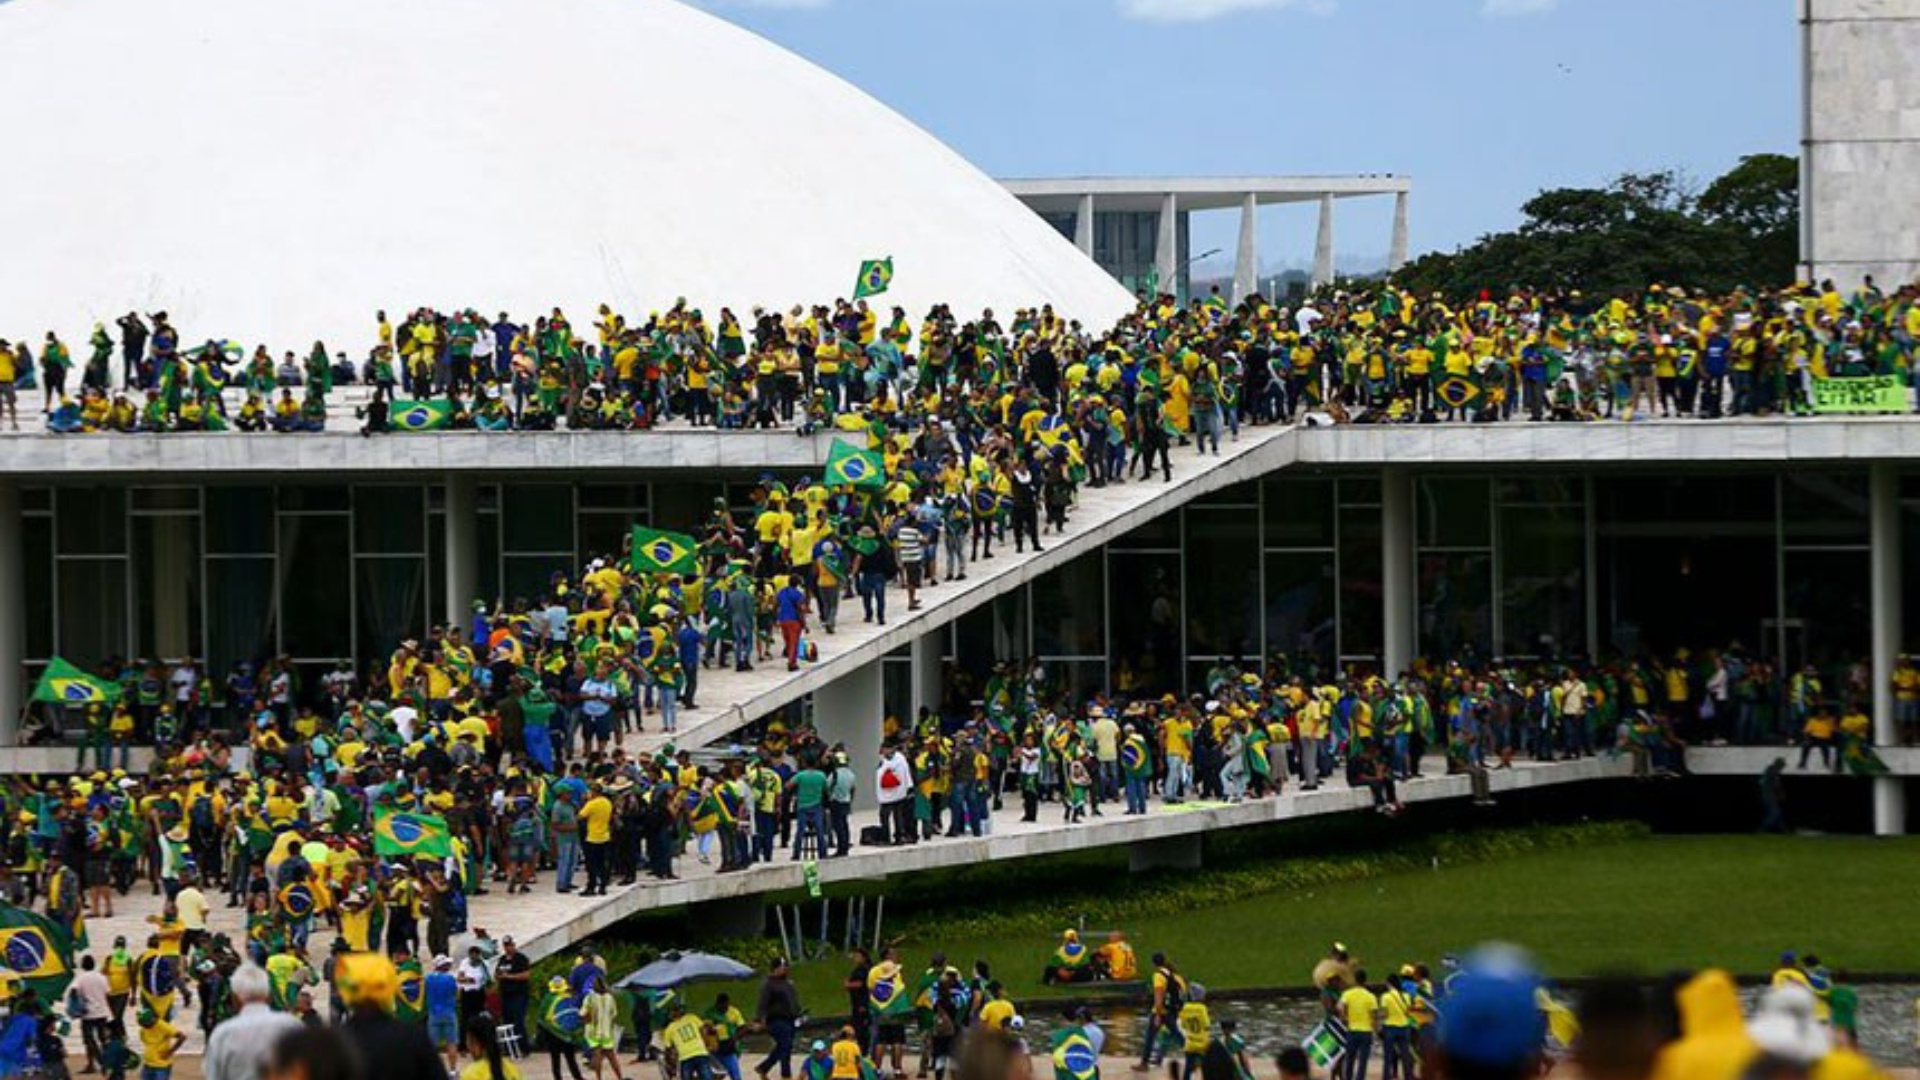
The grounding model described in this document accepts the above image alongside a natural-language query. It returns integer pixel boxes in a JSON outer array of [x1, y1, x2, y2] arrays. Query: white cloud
[[695, 0, 831, 9], [1116, 0, 1329, 23], [1482, 0, 1560, 15]]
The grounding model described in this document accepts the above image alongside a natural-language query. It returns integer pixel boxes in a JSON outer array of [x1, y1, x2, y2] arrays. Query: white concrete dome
[[0, 0, 1134, 352]]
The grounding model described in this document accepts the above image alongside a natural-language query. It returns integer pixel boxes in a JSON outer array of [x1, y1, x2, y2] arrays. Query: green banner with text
[[1813, 375, 1907, 414]]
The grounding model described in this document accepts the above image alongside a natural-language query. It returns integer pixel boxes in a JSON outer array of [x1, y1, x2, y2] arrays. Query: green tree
[[1395, 156, 1797, 301]]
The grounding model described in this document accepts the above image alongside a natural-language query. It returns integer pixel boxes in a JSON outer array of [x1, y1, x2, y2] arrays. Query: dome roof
[[0, 0, 1133, 351]]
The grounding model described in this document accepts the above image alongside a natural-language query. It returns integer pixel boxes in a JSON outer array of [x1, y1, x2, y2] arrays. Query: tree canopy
[[1394, 154, 1798, 302]]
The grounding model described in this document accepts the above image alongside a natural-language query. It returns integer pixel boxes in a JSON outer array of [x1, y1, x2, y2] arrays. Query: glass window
[[953, 591, 1029, 669], [1781, 472, 1869, 546], [55, 488, 126, 555], [503, 485, 573, 552], [1039, 659, 1108, 703], [1338, 507, 1382, 659], [477, 511, 501, 603], [577, 513, 634, 567], [1498, 503, 1586, 658], [1784, 550, 1870, 669], [206, 559, 276, 679], [205, 487, 274, 554], [24, 517, 52, 659], [354, 487, 425, 554], [504, 554, 573, 606], [1108, 551, 1181, 694], [57, 560, 128, 669], [1264, 551, 1337, 670], [1264, 478, 1335, 548], [578, 484, 650, 510], [427, 514, 446, 631], [1600, 475, 1773, 525], [1112, 514, 1179, 550], [132, 515, 202, 662], [1031, 557, 1104, 657], [1418, 551, 1493, 661], [1195, 480, 1257, 507], [278, 515, 351, 659], [357, 558, 426, 663], [277, 487, 350, 513], [1185, 510, 1261, 661], [1338, 477, 1382, 507], [131, 488, 198, 512], [1497, 476, 1582, 505], [1416, 477, 1491, 548], [20, 488, 51, 513]]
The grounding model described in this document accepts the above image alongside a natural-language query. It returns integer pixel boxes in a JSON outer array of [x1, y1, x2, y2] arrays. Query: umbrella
[[614, 951, 755, 991]]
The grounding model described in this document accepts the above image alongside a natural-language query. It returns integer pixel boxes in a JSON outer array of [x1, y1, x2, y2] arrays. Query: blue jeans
[[656, 683, 678, 733], [1124, 775, 1148, 814], [792, 806, 826, 859], [757, 1018, 795, 1079], [1381, 1027, 1413, 1080], [555, 836, 581, 890], [859, 572, 888, 622], [680, 1058, 712, 1080], [754, 812, 777, 863]]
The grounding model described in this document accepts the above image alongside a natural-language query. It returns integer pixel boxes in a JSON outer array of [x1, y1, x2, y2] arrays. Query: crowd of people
[[3, 277, 1917, 437]]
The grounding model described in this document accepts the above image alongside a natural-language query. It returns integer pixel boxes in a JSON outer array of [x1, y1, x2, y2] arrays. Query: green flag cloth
[[31, 657, 122, 706], [630, 526, 699, 576], [0, 903, 76, 1002], [389, 400, 453, 432], [372, 807, 454, 859], [824, 439, 886, 492], [853, 257, 894, 300]]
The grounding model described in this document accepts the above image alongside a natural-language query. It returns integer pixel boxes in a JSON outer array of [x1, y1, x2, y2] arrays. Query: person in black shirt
[[494, 937, 533, 1040], [843, 948, 872, 1053]]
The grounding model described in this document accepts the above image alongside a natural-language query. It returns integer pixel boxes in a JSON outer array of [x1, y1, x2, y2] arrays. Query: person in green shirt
[[1828, 971, 1859, 1049], [788, 764, 828, 861]]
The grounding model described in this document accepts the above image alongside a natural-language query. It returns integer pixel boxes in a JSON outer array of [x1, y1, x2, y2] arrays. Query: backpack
[[189, 796, 215, 833], [509, 813, 539, 847]]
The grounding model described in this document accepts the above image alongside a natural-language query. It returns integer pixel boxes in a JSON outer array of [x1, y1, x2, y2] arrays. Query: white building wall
[[1803, 0, 1920, 288]]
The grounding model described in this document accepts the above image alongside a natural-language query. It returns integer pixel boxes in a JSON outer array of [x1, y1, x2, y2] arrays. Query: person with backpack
[[505, 797, 544, 895], [1134, 953, 1187, 1073]]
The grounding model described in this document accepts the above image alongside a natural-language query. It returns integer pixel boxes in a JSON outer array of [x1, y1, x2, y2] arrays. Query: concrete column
[[0, 480, 20, 747], [1074, 193, 1095, 259], [1233, 192, 1259, 304], [1312, 194, 1336, 289], [1155, 192, 1178, 299], [444, 476, 478, 630], [909, 631, 943, 723], [1389, 192, 1410, 272], [1129, 834, 1202, 873], [814, 659, 884, 812], [1381, 467, 1415, 680], [1871, 462, 1905, 836]]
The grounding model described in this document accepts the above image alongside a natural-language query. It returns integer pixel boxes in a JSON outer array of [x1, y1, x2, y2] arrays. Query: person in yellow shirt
[[578, 787, 614, 897], [1337, 970, 1380, 1080], [661, 1001, 712, 1078], [1378, 973, 1417, 1080], [1174, 986, 1211, 1080], [1161, 712, 1194, 803], [139, 1007, 186, 1080]]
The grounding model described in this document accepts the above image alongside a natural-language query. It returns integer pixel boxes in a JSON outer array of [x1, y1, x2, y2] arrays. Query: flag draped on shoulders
[[0, 905, 74, 1003]]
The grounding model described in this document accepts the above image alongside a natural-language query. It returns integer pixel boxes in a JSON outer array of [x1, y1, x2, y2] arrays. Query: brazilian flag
[[30, 657, 122, 706], [136, 949, 182, 1020], [630, 526, 698, 576], [867, 965, 913, 1020], [389, 400, 453, 432], [372, 807, 454, 860], [396, 961, 426, 1025], [824, 439, 886, 492], [1050, 1028, 1100, 1080], [853, 257, 894, 300], [0, 905, 74, 1003], [538, 991, 584, 1042], [1435, 376, 1481, 410], [277, 881, 316, 920]]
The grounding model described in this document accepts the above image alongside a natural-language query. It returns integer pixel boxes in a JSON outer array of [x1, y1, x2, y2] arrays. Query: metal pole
[[820, 898, 829, 947], [872, 895, 885, 954], [774, 905, 791, 962]]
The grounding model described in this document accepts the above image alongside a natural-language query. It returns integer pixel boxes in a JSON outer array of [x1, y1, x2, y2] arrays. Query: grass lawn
[[774, 834, 1920, 1011]]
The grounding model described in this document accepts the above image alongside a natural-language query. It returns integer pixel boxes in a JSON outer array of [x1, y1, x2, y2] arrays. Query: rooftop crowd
[[2, 276, 1917, 437]]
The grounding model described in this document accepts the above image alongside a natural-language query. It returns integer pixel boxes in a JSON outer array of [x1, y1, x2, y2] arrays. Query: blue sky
[[701, 0, 1797, 274]]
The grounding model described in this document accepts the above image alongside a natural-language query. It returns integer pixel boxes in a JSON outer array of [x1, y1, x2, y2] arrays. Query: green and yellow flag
[[824, 439, 886, 492], [853, 258, 894, 300], [630, 526, 699, 576], [0, 905, 74, 1003], [389, 400, 453, 432], [372, 807, 454, 860], [30, 657, 121, 707]]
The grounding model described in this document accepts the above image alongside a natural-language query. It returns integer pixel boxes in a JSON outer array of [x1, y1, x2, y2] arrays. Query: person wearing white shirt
[[875, 745, 914, 846], [204, 964, 302, 1080], [69, 955, 114, 1072]]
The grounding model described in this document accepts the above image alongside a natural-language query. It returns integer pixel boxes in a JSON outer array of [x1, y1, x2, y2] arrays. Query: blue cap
[[1437, 949, 1546, 1069]]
